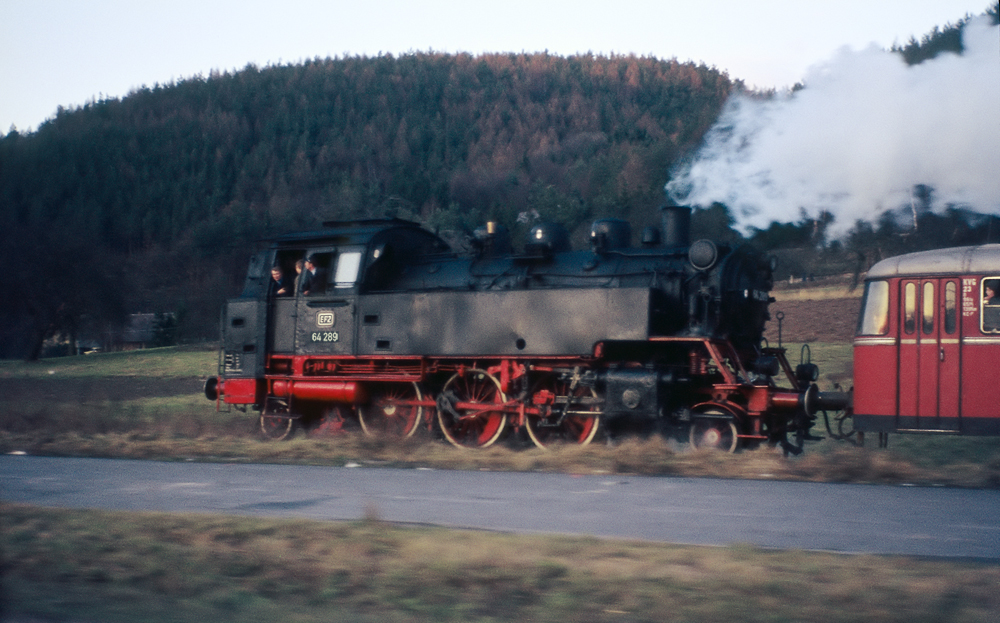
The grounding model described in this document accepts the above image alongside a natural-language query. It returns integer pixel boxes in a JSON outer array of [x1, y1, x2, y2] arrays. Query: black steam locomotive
[[205, 204, 844, 453]]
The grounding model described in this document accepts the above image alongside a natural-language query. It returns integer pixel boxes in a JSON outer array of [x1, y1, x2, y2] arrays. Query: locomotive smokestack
[[660, 201, 691, 248]]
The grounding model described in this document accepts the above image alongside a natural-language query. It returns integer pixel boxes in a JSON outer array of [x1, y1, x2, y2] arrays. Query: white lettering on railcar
[[963, 278, 977, 317]]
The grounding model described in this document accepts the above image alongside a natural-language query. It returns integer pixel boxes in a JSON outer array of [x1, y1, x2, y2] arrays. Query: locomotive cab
[[213, 220, 452, 404]]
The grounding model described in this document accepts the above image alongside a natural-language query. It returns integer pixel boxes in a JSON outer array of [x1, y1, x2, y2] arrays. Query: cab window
[[944, 281, 957, 334], [903, 283, 916, 334], [857, 280, 890, 335], [982, 277, 1000, 333], [334, 251, 363, 288], [921, 282, 935, 335]]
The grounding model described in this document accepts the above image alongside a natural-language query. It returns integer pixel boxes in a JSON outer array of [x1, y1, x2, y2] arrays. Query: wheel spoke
[[359, 383, 424, 438], [437, 369, 507, 448], [525, 376, 601, 449], [689, 414, 738, 452], [260, 400, 294, 441]]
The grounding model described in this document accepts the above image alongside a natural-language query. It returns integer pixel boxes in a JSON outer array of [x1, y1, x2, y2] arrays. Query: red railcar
[[853, 245, 1000, 437]]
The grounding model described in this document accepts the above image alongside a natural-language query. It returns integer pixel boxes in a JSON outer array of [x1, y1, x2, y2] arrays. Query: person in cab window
[[300, 255, 326, 296], [983, 283, 1000, 306], [269, 266, 292, 297], [293, 259, 305, 295], [982, 280, 1000, 333]]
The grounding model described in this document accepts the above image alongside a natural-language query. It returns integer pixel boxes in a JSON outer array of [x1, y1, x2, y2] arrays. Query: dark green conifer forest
[[0, 5, 996, 359]]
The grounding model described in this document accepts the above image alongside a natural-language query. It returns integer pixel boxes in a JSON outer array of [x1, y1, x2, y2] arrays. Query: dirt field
[[0, 376, 200, 403], [764, 297, 861, 345]]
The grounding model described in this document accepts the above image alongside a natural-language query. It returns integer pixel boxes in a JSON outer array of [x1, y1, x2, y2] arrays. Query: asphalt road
[[3, 455, 999, 559]]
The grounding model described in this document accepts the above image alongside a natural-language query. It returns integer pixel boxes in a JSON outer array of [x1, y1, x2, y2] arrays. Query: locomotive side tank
[[207, 204, 840, 453]]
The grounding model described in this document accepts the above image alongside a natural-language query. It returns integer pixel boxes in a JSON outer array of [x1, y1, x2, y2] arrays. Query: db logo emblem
[[316, 311, 335, 327]]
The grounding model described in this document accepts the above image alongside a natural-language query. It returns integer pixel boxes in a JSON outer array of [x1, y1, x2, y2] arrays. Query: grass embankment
[[4, 504, 999, 623]]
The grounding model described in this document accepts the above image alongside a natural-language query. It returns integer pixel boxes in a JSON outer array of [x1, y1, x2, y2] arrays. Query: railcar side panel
[[961, 342, 1000, 424], [852, 347, 898, 427]]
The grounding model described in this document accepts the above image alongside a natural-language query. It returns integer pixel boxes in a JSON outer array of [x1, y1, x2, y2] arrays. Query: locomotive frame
[[206, 205, 845, 454]]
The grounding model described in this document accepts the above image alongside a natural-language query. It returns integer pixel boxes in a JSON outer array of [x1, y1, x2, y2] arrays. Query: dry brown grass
[[5, 429, 999, 489], [2, 344, 999, 488], [4, 503, 998, 623]]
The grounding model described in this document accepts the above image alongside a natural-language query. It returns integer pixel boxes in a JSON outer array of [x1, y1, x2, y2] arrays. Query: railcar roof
[[269, 218, 428, 247], [866, 244, 1000, 279]]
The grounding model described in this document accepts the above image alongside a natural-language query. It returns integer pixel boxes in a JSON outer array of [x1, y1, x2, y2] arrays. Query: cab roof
[[866, 244, 1000, 279], [269, 218, 431, 248]]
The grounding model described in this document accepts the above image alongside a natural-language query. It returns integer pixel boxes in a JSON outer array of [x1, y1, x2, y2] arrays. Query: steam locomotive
[[205, 203, 848, 453]]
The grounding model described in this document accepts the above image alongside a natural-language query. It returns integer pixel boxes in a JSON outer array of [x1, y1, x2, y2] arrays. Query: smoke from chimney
[[665, 17, 1000, 237]]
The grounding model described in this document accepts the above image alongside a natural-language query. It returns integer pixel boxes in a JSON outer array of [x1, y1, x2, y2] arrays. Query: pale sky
[[1, 0, 990, 133]]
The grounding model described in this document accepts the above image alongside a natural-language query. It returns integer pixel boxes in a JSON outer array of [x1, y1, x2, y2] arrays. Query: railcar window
[[982, 277, 1000, 333], [857, 280, 889, 335], [944, 281, 957, 334], [903, 282, 916, 334], [334, 251, 363, 288], [922, 282, 935, 334]]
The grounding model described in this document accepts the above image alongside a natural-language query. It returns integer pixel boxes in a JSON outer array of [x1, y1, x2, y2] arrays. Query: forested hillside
[[0, 54, 732, 358], [0, 4, 996, 359], [2, 54, 731, 251]]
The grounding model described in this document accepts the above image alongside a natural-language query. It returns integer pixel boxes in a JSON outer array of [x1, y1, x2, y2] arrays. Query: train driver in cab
[[983, 281, 1000, 306], [300, 255, 326, 296], [269, 266, 292, 297], [982, 279, 1000, 333]]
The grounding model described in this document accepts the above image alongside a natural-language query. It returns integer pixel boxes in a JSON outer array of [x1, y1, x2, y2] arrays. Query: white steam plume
[[666, 17, 1000, 236]]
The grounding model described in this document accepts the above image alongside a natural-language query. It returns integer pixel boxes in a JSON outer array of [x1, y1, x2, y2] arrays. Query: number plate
[[310, 331, 339, 343]]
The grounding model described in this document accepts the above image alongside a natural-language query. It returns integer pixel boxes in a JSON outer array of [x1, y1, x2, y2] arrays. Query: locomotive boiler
[[205, 203, 845, 453]]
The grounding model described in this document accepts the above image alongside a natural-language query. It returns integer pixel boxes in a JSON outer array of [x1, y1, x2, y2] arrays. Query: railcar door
[[898, 279, 960, 430], [937, 280, 961, 426], [962, 276, 1000, 433]]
